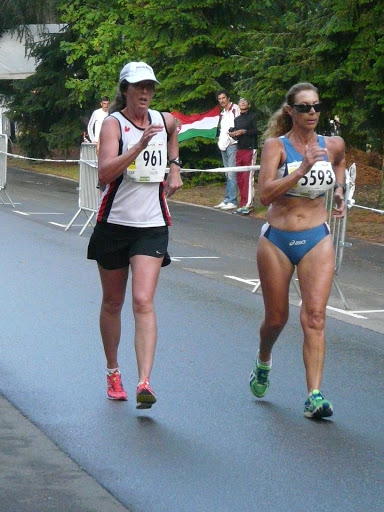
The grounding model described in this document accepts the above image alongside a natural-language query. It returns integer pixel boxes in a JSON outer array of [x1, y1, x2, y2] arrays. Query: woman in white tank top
[[88, 62, 182, 409]]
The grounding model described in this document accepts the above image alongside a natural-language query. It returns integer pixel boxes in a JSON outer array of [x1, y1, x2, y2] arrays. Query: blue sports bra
[[276, 135, 336, 199]]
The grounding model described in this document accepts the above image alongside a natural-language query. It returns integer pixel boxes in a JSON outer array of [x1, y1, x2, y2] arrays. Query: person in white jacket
[[87, 96, 110, 143], [214, 89, 240, 210]]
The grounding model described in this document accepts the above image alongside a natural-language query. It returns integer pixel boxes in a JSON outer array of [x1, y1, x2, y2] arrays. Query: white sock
[[257, 351, 272, 368], [107, 367, 119, 375]]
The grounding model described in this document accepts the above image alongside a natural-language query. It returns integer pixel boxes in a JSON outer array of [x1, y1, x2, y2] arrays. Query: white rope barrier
[[0, 150, 79, 163], [351, 203, 384, 215], [181, 165, 259, 173], [1, 154, 258, 173], [3, 148, 384, 216], [79, 160, 98, 168]]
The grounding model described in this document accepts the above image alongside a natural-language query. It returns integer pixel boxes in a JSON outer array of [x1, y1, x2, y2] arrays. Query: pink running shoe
[[136, 379, 157, 409], [107, 370, 128, 401]]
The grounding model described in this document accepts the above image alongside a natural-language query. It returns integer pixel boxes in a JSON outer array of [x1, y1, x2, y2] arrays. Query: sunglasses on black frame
[[292, 103, 323, 113]]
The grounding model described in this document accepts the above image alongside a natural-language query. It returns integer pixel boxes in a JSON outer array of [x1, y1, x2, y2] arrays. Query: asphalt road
[[1, 167, 384, 512]]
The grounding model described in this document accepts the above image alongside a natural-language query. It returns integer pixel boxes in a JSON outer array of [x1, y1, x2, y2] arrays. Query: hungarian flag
[[171, 106, 220, 142]]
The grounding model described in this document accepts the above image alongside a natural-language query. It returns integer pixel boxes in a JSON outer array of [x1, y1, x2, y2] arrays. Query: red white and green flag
[[171, 106, 220, 142]]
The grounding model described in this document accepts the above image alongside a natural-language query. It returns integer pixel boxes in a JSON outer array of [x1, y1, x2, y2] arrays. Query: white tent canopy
[[0, 24, 64, 80]]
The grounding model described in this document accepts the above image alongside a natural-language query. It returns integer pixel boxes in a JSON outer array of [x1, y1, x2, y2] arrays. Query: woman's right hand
[[138, 123, 164, 149], [300, 144, 328, 176]]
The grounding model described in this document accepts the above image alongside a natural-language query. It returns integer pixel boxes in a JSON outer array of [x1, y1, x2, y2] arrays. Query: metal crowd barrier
[[0, 134, 15, 207], [66, 153, 261, 237], [65, 142, 99, 236], [251, 164, 356, 310], [324, 165, 356, 308]]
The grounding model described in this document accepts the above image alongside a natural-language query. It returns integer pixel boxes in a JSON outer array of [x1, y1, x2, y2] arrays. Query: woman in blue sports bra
[[249, 82, 346, 419]]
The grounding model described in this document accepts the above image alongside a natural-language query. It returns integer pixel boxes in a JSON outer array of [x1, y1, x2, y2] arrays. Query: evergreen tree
[[0, 0, 59, 35], [7, 30, 91, 157]]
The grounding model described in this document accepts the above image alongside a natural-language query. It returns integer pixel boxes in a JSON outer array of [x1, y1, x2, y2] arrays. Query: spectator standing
[[87, 96, 110, 143], [229, 98, 258, 215], [214, 90, 240, 210]]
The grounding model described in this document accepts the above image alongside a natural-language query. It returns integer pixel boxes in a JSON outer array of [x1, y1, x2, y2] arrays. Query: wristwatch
[[169, 157, 182, 167]]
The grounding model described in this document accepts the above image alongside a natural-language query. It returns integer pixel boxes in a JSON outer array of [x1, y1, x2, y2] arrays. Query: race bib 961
[[126, 142, 166, 182]]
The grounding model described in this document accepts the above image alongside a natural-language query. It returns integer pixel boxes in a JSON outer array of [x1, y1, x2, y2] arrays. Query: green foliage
[[182, 172, 225, 188], [2, 0, 384, 164], [0, 0, 60, 35], [59, 0, 255, 111], [237, 0, 384, 151]]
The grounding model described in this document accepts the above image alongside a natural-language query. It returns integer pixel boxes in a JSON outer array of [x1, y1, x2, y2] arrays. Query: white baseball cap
[[119, 62, 160, 84]]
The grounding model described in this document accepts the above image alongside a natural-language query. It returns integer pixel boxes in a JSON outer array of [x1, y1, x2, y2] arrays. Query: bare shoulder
[[324, 135, 345, 165], [262, 136, 284, 152], [162, 112, 177, 133], [259, 137, 286, 177], [102, 114, 120, 131], [99, 115, 121, 151], [324, 135, 345, 154], [261, 137, 285, 160]]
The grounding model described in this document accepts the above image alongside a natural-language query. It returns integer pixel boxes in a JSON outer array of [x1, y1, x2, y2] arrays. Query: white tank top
[[96, 110, 172, 227]]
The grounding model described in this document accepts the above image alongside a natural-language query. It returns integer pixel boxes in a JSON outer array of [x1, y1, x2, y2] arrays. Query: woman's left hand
[[333, 192, 346, 218], [164, 171, 183, 198]]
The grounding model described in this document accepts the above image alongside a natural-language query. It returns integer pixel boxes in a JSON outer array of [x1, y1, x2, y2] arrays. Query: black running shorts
[[87, 223, 170, 270]]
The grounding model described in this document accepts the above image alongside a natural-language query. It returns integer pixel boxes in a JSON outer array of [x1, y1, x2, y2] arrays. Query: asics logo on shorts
[[289, 239, 307, 246]]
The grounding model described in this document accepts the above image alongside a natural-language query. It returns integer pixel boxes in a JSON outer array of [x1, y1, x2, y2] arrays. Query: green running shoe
[[249, 361, 271, 398], [304, 390, 333, 419]]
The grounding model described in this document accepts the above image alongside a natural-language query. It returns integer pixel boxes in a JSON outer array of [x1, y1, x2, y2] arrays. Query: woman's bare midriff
[[266, 195, 328, 231]]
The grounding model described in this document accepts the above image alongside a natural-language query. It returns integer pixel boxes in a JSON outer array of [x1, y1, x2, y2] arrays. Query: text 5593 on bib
[[286, 160, 335, 199]]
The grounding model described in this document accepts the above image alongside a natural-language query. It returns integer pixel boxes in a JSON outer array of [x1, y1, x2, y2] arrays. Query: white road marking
[[14, 211, 63, 215], [49, 222, 67, 227], [225, 275, 374, 319], [325, 306, 368, 319], [172, 256, 219, 261], [225, 275, 258, 286], [352, 310, 384, 314]]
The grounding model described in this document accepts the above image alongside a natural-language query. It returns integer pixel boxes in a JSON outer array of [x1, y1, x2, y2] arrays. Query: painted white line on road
[[14, 212, 63, 215], [352, 310, 384, 314], [226, 275, 369, 319], [172, 256, 220, 261], [50, 222, 93, 229], [325, 305, 368, 319], [49, 222, 67, 227], [225, 275, 258, 285]]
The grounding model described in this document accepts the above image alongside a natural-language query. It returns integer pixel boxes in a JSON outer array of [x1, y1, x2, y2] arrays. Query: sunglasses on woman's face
[[293, 103, 323, 113]]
